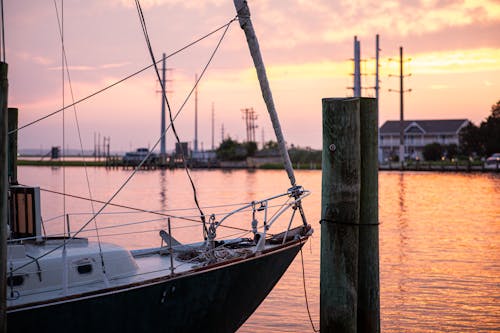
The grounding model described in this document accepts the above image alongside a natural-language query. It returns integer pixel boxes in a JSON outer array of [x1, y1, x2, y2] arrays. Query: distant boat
[[122, 147, 158, 165], [4, 1, 312, 332]]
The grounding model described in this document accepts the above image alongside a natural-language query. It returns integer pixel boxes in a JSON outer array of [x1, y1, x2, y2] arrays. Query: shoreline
[[17, 159, 499, 173]]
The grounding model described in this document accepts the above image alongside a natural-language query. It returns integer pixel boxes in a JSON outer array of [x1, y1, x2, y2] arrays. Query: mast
[[232, 0, 296, 187]]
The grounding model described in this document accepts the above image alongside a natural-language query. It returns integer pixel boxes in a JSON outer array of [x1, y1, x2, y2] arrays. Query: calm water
[[18, 167, 500, 332]]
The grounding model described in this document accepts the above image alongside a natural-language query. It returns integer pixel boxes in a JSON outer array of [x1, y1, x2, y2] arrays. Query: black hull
[[7, 240, 304, 333]]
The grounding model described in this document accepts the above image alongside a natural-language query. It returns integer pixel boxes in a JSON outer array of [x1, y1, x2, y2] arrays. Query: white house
[[379, 119, 470, 161]]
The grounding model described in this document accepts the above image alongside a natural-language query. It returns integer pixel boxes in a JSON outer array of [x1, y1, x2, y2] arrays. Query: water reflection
[[159, 168, 167, 211], [16, 167, 500, 332], [396, 172, 409, 331]]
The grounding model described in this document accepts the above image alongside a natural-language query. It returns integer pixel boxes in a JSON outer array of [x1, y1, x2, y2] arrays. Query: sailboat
[[3, 1, 312, 332]]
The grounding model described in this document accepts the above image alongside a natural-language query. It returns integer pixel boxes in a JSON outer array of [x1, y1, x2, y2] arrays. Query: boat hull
[[7, 240, 304, 333]]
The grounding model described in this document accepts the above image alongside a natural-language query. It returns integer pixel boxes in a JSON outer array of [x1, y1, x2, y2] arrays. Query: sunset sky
[[6, 0, 500, 152]]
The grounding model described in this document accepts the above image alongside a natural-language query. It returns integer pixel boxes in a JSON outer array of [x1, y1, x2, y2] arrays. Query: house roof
[[380, 119, 469, 134]]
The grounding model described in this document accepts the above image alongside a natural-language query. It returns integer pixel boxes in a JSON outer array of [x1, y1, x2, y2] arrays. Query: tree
[[459, 123, 484, 156], [422, 142, 443, 161], [481, 100, 500, 156], [244, 141, 258, 157], [459, 100, 500, 157], [444, 144, 458, 159], [491, 100, 500, 119], [263, 141, 278, 150], [216, 138, 246, 161], [216, 138, 258, 161]]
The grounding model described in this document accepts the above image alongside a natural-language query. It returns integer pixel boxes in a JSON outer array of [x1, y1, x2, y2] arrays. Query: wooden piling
[[8, 108, 18, 184], [0, 62, 9, 333], [358, 98, 380, 332], [321, 98, 360, 333]]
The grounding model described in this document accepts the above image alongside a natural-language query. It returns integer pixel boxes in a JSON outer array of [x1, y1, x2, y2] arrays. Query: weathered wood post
[[358, 98, 380, 332], [8, 107, 17, 184], [321, 98, 361, 332], [0, 62, 9, 333]]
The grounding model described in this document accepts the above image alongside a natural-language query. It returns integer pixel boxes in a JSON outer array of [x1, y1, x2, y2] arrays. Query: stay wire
[[53, 0, 107, 277], [35, 187, 252, 233], [134, 0, 235, 239], [300, 244, 320, 332], [8, 17, 236, 135], [134, 0, 208, 235], [12, 8, 236, 274]]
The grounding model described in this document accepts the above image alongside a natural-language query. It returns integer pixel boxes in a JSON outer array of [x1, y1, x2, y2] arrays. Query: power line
[[8, 17, 236, 135]]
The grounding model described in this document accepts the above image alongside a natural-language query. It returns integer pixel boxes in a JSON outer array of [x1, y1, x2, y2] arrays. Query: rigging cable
[[12, 10, 236, 274], [300, 245, 320, 332], [58, 0, 69, 295], [134, 0, 235, 239], [52, 0, 109, 285], [133, 0, 206, 233], [36, 186, 251, 233], [8, 18, 236, 135]]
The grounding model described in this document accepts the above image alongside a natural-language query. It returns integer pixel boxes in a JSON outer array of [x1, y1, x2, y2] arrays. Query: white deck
[[6, 237, 269, 309]]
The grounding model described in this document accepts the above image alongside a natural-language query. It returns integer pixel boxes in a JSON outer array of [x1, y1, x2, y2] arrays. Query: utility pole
[[375, 35, 382, 163], [399, 47, 404, 165], [354, 36, 361, 97], [211, 102, 214, 150], [194, 73, 199, 153], [261, 127, 265, 149], [241, 107, 258, 142], [160, 53, 166, 159], [156, 53, 173, 161], [389, 47, 411, 166], [97, 132, 101, 159]]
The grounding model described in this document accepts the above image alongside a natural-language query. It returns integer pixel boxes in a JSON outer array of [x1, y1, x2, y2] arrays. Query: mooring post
[[8, 107, 18, 185], [321, 98, 360, 332], [0, 62, 9, 333], [358, 98, 380, 332]]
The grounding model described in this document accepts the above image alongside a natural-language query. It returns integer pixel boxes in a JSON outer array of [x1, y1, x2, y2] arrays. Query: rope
[[300, 245, 319, 332], [8, 18, 236, 135]]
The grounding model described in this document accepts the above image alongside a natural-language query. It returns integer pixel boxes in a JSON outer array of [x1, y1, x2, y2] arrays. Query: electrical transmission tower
[[241, 108, 258, 142], [156, 53, 173, 160], [388, 46, 412, 165]]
